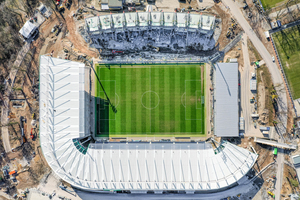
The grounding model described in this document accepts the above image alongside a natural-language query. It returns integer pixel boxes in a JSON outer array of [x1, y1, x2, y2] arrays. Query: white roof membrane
[[214, 63, 239, 137]]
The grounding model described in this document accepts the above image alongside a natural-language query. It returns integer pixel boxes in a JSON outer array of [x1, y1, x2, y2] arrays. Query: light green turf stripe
[[110, 69, 116, 133], [154, 67, 160, 133], [185, 67, 191, 132], [174, 67, 181, 132], [164, 66, 170, 133], [135, 69, 142, 133], [146, 68, 151, 134]]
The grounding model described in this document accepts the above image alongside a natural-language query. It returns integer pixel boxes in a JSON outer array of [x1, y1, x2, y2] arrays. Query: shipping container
[[239, 117, 244, 131]]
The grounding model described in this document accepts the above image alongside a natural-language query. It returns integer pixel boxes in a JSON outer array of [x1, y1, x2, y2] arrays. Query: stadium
[[85, 12, 217, 55], [39, 11, 257, 194]]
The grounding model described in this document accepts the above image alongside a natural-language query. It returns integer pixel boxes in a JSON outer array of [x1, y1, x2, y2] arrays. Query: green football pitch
[[95, 64, 205, 137]]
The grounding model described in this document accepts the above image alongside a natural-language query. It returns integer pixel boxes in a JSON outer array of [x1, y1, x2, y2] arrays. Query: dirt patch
[[256, 66, 275, 125], [285, 61, 290, 69], [280, 163, 300, 196], [223, 41, 243, 64], [179, 0, 199, 9], [209, 4, 243, 50]]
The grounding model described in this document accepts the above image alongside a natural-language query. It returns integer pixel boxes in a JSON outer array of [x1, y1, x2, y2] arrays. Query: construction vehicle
[[112, 50, 124, 54], [30, 128, 34, 139], [65, 0, 71, 9], [20, 116, 26, 145], [32, 113, 36, 120], [267, 191, 275, 198], [9, 170, 17, 176], [128, 7, 136, 12], [232, 23, 237, 29], [231, 18, 235, 23], [147, 44, 159, 52], [58, 4, 65, 12], [226, 31, 231, 38]]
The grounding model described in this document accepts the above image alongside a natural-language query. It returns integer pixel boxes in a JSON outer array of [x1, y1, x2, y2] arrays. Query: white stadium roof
[[214, 63, 239, 137], [40, 57, 257, 192]]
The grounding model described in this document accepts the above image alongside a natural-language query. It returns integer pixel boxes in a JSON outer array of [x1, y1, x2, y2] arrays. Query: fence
[[270, 34, 298, 116]]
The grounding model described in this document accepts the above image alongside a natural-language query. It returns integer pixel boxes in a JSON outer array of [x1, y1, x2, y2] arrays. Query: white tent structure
[[40, 56, 257, 193], [19, 20, 38, 39]]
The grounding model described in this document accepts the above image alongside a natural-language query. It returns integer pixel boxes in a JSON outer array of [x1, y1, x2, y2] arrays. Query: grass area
[[273, 26, 300, 99], [257, 65, 275, 125], [260, 0, 285, 9], [95, 64, 205, 137], [248, 39, 262, 62]]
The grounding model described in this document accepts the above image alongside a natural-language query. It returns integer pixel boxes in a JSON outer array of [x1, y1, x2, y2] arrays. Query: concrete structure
[[85, 12, 216, 53], [108, 0, 123, 10], [39, 57, 258, 193], [254, 137, 297, 150], [214, 63, 239, 137]]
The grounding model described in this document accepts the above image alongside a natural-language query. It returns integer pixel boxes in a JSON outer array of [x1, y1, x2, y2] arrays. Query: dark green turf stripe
[[131, 69, 136, 133], [120, 69, 127, 132], [190, 67, 197, 132], [169, 67, 175, 133], [153, 68, 160, 133], [180, 67, 186, 133], [164, 67, 170, 133], [159, 68, 165, 132]]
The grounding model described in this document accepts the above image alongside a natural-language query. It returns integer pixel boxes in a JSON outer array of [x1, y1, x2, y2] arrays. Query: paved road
[[75, 176, 260, 200], [241, 34, 251, 133], [222, 0, 288, 199], [0, 42, 30, 153]]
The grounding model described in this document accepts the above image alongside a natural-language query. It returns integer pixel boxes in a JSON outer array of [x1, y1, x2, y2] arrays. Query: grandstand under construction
[[85, 12, 216, 55]]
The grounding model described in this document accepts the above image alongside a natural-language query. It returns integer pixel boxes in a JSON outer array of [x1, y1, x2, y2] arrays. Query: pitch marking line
[[185, 80, 202, 120]]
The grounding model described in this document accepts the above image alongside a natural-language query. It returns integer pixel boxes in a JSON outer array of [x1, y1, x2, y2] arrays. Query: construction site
[[0, 0, 300, 199]]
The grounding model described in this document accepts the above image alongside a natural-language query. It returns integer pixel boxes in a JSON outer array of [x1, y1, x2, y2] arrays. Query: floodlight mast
[[81, 57, 116, 112]]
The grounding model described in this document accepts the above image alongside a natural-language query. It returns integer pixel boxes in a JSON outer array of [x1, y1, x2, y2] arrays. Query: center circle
[[141, 91, 160, 110]]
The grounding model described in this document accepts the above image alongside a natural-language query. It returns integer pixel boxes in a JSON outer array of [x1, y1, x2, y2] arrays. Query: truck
[[264, 31, 270, 40], [273, 147, 278, 156], [277, 20, 281, 28], [239, 117, 244, 131], [259, 126, 270, 131], [250, 72, 257, 91], [250, 79, 257, 91]]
